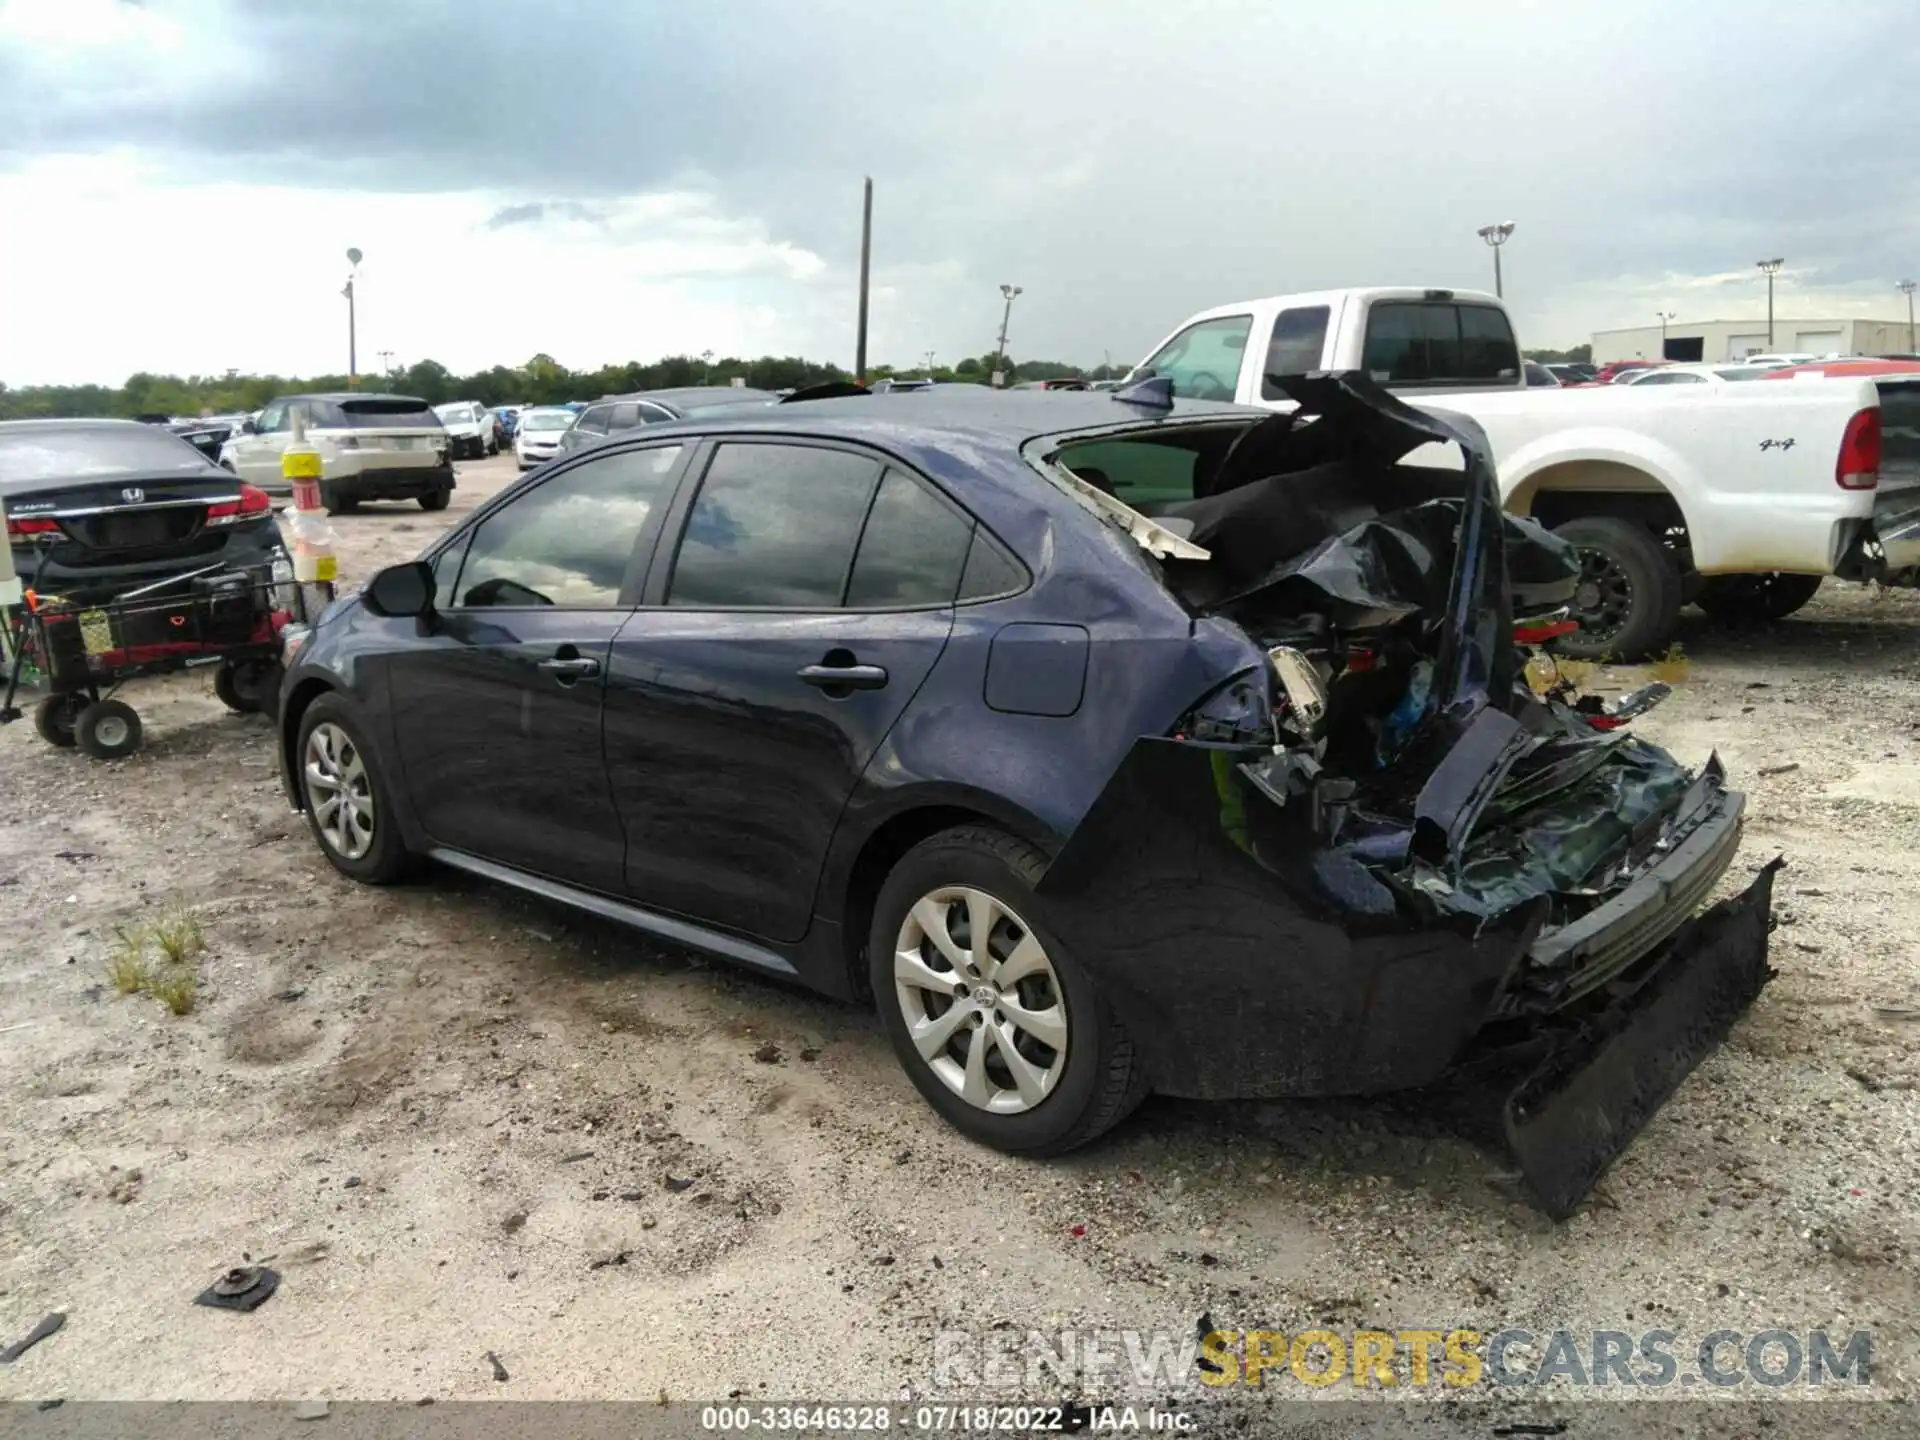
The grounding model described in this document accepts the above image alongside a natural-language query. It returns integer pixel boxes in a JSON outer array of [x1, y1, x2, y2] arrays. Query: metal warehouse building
[[1591, 317, 1915, 364]]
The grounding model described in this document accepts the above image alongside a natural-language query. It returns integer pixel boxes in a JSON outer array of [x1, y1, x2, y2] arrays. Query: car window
[[429, 535, 469, 610], [1363, 302, 1520, 386], [330, 398, 441, 429], [1055, 439, 1198, 506], [1136, 315, 1251, 402], [446, 445, 683, 608], [958, 529, 1026, 602], [575, 405, 612, 435], [609, 403, 642, 430], [1633, 371, 1705, 386], [844, 469, 973, 608], [637, 402, 678, 424], [1259, 306, 1332, 399], [666, 443, 883, 609], [257, 402, 289, 435]]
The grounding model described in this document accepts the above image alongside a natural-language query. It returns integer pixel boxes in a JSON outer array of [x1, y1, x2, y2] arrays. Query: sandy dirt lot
[[1, 452, 1915, 1417]]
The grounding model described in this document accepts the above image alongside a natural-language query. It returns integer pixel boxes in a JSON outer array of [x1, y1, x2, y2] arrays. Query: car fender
[[1499, 426, 1705, 541]]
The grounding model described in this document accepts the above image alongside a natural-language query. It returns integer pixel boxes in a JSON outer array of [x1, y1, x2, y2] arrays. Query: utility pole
[[922, 349, 935, 377], [1476, 222, 1514, 298], [1901, 280, 1916, 353], [343, 248, 362, 386], [992, 283, 1022, 386], [1757, 258, 1784, 348], [1656, 311, 1675, 357], [855, 177, 872, 384]]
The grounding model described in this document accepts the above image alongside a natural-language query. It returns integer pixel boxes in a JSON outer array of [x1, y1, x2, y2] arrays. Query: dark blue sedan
[[273, 377, 1775, 1211]]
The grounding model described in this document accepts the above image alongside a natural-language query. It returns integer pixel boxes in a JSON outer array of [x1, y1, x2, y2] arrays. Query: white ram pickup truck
[[1130, 288, 1919, 657]]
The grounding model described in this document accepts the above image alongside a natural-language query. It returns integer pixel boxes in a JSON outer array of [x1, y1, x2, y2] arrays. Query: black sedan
[[273, 378, 1777, 1215]]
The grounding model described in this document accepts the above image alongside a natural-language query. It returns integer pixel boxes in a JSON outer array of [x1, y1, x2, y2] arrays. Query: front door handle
[[797, 662, 889, 691], [538, 654, 601, 682]]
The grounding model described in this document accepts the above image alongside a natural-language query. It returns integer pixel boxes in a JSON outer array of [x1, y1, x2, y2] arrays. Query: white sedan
[[433, 401, 498, 459], [514, 407, 577, 470]]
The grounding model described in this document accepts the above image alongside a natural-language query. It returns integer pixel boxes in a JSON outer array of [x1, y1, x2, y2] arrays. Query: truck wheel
[[33, 693, 88, 748], [418, 490, 450, 512], [1550, 516, 1682, 662], [1694, 573, 1822, 622], [321, 484, 357, 516], [74, 699, 142, 760], [869, 826, 1149, 1156]]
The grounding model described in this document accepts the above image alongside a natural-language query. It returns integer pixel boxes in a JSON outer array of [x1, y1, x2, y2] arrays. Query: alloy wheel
[[304, 721, 375, 861], [892, 886, 1068, 1114], [1569, 546, 1634, 643]]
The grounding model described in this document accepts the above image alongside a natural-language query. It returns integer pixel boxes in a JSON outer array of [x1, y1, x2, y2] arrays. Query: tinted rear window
[[327, 398, 441, 429], [1362, 302, 1520, 386], [0, 426, 209, 483]]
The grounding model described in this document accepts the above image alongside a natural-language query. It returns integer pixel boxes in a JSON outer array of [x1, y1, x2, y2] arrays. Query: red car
[[1761, 359, 1920, 380], [1592, 360, 1667, 385]]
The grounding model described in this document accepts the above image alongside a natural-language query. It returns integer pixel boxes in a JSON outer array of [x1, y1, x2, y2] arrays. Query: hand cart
[[0, 555, 298, 760]]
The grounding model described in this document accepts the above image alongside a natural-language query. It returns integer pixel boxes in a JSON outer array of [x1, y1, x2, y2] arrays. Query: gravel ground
[[0, 453, 1914, 1420]]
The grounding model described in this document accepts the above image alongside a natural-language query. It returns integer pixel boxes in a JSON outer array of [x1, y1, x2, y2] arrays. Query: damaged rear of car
[[1029, 374, 1777, 1218]]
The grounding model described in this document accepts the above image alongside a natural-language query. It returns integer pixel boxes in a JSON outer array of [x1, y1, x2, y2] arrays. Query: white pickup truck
[[1131, 288, 1920, 657]]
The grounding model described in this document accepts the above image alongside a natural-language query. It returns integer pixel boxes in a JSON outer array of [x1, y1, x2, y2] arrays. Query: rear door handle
[[797, 662, 889, 691], [538, 655, 601, 681]]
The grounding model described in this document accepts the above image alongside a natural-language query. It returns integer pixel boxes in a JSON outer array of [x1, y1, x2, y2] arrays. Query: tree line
[[0, 350, 1127, 421]]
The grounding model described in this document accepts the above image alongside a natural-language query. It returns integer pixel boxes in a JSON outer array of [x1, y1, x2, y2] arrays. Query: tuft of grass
[[106, 945, 150, 996], [149, 972, 197, 1016], [150, 908, 206, 967], [1648, 643, 1690, 685]]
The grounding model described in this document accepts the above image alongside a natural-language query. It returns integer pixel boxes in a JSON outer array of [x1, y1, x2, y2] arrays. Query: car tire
[[295, 694, 411, 883], [1549, 516, 1682, 662], [215, 658, 282, 715], [74, 699, 142, 760], [869, 826, 1148, 1156], [33, 693, 87, 748], [418, 490, 450, 512], [1694, 572, 1822, 622], [321, 484, 357, 516], [487, 439, 500, 457]]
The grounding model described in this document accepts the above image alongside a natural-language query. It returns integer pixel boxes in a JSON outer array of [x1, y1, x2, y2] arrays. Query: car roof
[[278, 392, 432, 405], [633, 385, 1256, 451], [0, 417, 154, 434]]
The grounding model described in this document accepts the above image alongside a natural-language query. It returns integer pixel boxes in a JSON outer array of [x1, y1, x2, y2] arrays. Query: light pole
[[701, 349, 714, 384], [376, 349, 395, 379], [992, 283, 1022, 386], [1756, 258, 1784, 348], [1656, 311, 1675, 357], [922, 349, 935, 377], [1476, 221, 1515, 298], [1901, 281, 1916, 353], [343, 247, 362, 387]]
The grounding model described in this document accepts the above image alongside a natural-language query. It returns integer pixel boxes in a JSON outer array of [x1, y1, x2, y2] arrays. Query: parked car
[[433, 401, 498, 460], [273, 379, 1780, 1217], [492, 406, 521, 442], [512, 406, 577, 469], [1522, 361, 1561, 387], [1593, 360, 1666, 385], [1544, 363, 1598, 385], [556, 387, 779, 455], [1618, 363, 1778, 386], [1129, 286, 1901, 658], [221, 393, 453, 514], [3, 419, 283, 607], [1739, 353, 1817, 368]]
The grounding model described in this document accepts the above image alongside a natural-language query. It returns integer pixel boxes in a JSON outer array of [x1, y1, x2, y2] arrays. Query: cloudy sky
[[1, 0, 1914, 385]]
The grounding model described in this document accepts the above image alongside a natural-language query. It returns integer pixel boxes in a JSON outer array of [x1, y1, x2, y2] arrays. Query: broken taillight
[[6, 516, 60, 540], [1837, 407, 1881, 491], [206, 485, 273, 526]]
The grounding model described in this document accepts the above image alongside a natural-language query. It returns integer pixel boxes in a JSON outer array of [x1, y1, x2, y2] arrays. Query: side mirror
[[240, 418, 259, 435], [361, 560, 435, 619]]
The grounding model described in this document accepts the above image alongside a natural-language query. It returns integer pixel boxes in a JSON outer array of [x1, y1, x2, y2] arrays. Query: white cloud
[[0, 157, 840, 383]]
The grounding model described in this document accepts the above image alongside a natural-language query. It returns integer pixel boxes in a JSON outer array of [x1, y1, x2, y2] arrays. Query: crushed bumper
[[1497, 857, 1779, 1218], [333, 464, 455, 501]]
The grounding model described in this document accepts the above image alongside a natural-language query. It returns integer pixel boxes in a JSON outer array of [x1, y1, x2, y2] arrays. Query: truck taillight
[[1837, 407, 1881, 491], [6, 516, 59, 539], [206, 485, 274, 526]]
